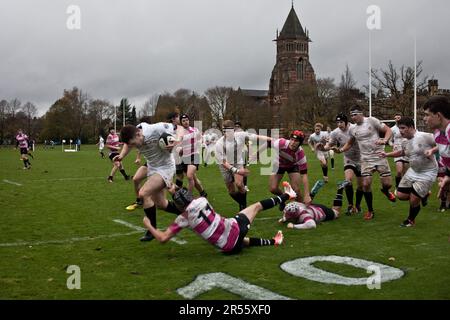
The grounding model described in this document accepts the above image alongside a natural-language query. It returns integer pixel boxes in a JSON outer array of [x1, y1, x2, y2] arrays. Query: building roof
[[279, 6, 306, 39]]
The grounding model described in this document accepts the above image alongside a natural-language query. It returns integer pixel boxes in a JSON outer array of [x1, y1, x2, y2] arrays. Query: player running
[[308, 123, 330, 182], [15, 129, 32, 169], [106, 127, 131, 182], [390, 113, 410, 191]]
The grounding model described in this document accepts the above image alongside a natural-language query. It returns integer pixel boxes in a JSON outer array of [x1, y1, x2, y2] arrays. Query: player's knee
[[397, 193, 409, 200], [269, 185, 279, 194]]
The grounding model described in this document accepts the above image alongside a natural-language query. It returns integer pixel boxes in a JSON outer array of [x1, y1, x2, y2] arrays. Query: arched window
[[297, 58, 304, 80]]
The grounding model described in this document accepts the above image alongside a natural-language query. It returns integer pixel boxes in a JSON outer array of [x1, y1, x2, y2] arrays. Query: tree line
[[0, 61, 430, 144]]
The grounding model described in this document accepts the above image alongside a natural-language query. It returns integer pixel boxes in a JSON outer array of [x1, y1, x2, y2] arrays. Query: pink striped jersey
[[273, 138, 308, 172], [168, 197, 240, 252], [181, 126, 201, 157], [16, 133, 29, 149], [434, 122, 450, 169], [283, 202, 327, 224], [106, 133, 120, 153]]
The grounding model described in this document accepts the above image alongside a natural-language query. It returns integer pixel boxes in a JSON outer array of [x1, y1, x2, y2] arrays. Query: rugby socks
[[381, 186, 392, 197], [331, 158, 335, 169], [322, 167, 328, 178], [144, 206, 157, 228], [364, 191, 374, 212], [345, 184, 354, 206], [333, 188, 344, 207], [119, 169, 129, 179], [260, 194, 290, 210], [23, 159, 29, 168], [175, 179, 183, 188], [356, 189, 364, 208], [248, 238, 275, 247], [165, 201, 182, 215], [395, 176, 402, 188], [136, 198, 143, 206], [408, 205, 421, 222]]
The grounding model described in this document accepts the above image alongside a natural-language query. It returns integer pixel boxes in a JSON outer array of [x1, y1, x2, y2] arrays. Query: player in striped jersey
[[142, 182, 297, 254], [269, 130, 312, 209], [106, 127, 131, 183], [422, 95, 450, 203], [278, 181, 350, 230], [15, 129, 31, 169], [175, 114, 207, 197]]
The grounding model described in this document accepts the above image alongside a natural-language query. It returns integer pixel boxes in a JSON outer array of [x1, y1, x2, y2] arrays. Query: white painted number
[[280, 255, 403, 286], [177, 272, 291, 300], [66, 265, 81, 289], [66, 5, 81, 30]]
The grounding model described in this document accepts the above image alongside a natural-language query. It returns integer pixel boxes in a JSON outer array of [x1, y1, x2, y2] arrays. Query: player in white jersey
[[116, 122, 185, 242], [142, 182, 297, 254], [202, 129, 219, 167], [175, 114, 207, 197], [279, 180, 351, 230], [380, 117, 438, 227], [97, 135, 105, 158], [317, 114, 364, 215], [215, 120, 272, 211], [336, 105, 395, 221], [390, 114, 410, 190], [308, 123, 330, 182]]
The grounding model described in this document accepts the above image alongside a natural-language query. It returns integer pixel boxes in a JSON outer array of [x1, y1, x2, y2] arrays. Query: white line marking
[[113, 219, 187, 245], [256, 217, 279, 221], [2, 179, 23, 186], [28, 177, 105, 182], [0, 231, 141, 248]]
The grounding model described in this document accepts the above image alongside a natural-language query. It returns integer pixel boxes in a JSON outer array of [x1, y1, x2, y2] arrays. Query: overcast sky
[[1, 0, 449, 115]]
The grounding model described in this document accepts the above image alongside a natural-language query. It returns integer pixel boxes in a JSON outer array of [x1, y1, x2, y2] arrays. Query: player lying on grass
[[278, 180, 350, 230], [142, 182, 298, 254]]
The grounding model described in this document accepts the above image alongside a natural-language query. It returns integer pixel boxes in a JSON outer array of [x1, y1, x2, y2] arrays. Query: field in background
[[0, 145, 449, 299]]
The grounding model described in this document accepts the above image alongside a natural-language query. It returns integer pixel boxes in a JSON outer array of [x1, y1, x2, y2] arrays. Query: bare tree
[[205, 86, 232, 128], [8, 98, 21, 118], [139, 94, 159, 118], [22, 102, 37, 136]]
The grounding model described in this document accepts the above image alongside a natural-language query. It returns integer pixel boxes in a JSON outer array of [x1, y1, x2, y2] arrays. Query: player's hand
[[375, 138, 387, 145], [134, 158, 141, 165], [303, 194, 312, 205], [287, 223, 294, 229], [113, 155, 123, 162], [379, 151, 387, 158], [424, 149, 434, 158], [316, 143, 325, 151]]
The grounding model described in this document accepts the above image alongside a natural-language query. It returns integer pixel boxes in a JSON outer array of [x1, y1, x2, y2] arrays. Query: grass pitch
[[0, 145, 449, 299]]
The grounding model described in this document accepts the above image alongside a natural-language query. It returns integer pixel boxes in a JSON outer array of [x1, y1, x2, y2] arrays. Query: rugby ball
[[158, 132, 176, 150]]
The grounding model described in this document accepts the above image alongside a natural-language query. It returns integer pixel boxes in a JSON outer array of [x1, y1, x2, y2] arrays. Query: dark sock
[[229, 192, 241, 204], [345, 184, 354, 206], [333, 188, 344, 207], [259, 194, 290, 210], [23, 159, 28, 167], [120, 169, 128, 179], [144, 206, 157, 228], [136, 198, 143, 205], [248, 238, 275, 247], [381, 186, 391, 196], [356, 189, 364, 208], [364, 191, 374, 212], [395, 176, 402, 188], [440, 199, 447, 209], [408, 205, 421, 221], [176, 179, 183, 188], [200, 190, 208, 198], [331, 158, 335, 169], [322, 166, 328, 177], [165, 201, 182, 215]]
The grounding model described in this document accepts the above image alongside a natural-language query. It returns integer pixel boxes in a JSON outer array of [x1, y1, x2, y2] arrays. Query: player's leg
[[330, 150, 335, 170], [269, 174, 284, 195], [108, 160, 119, 182], [233, 171, 247, 211], [362, 173, 375, 220], [126, 166, 147, 211], [318, 153, 329, 182], [288, 172, 302, 202], [355, 175, 364, 214], [117, 161, 130, 180], [343, 167, 356, 214], [395, 161, 404, 190]]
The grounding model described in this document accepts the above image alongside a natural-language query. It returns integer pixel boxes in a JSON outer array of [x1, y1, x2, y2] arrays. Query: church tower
[[268, 4, 316, 108]]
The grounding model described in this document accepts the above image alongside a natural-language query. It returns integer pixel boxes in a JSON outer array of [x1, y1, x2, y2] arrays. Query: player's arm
[[143, 217, 176, 243], [307, 137, 315, 151], [135, 150, 142, 165], [424, 146, 438, 157], [377, 123, 392, 145], [114, 143, 131, 162], [222, 160, 249, 176], [379, 148, 403, 158], [287, 219, 317, 230], [335, 136, 354, 153]]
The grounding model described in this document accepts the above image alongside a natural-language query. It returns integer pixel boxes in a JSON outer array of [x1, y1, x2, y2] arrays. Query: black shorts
[[176, 156, 200, 174], [344, 165, 362, 177], [314, 204, 336, 221], [109, 152, 119, 161], [19, 148, 28, 155], [397, 187, 422, 199], [224, 213, 251, 255], [395, 159, 409, 164], [276, 167, 300, 175]]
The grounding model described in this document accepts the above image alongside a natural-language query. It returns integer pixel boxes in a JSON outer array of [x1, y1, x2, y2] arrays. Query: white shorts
[[361, 158, 391, 177], [147, 166, 175, 188], [219, 164, 244, 184], [315, 150, 329, 162], [398, 168, 437, 198]]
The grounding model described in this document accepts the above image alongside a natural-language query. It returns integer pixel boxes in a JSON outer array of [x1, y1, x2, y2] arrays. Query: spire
[[279, 5, 307, 39]]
